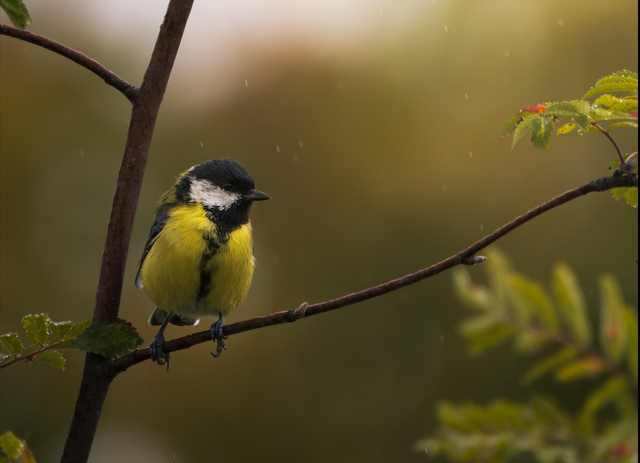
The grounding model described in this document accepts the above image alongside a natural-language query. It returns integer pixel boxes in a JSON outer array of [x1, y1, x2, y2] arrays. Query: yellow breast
[[140, 203, 255, 318]]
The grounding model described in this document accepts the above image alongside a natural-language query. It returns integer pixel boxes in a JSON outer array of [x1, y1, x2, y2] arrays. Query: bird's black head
[[175, 159, 269, 233]]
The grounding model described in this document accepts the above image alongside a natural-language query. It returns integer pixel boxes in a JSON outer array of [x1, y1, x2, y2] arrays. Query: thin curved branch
[[592, 121, 625, 166], [0, 23, 138, 102], [109, 173, 639, 375]]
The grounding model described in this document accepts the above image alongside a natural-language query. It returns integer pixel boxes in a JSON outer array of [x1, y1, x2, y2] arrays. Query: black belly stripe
[[196, 232, 220, 303]]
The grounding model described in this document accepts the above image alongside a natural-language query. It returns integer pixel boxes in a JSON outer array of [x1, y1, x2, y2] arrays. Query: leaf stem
[[0, 340, 66, 369], [592, 121, 626, 166]]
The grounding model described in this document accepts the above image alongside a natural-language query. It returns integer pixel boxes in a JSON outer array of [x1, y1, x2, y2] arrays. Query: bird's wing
[[135, 209, 171, 289]]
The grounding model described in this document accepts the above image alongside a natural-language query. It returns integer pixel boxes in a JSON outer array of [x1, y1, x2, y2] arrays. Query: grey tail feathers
[[148, 308, 200, 327]]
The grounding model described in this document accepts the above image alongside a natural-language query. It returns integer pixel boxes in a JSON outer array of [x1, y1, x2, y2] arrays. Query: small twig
[[0, 340, 66, 369], [592, 121, 626, 166], [0, 23, 138, 102], [109, 173, 638, 375]]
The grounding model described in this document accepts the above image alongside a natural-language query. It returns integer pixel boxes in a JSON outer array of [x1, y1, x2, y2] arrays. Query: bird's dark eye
[[223, 183, 232, 190]]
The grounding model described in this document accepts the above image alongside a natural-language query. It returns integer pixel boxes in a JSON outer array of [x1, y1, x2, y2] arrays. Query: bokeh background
[[1, 1, 638, 462]]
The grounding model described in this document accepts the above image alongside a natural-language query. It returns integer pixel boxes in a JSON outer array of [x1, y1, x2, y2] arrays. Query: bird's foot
[[210, 314, 228, 358], [150, 332, 171, 372]]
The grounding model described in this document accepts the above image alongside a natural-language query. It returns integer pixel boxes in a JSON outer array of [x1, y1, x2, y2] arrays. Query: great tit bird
[[136, 158, 270, 370]]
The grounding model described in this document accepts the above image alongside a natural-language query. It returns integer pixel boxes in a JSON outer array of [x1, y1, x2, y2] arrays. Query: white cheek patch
[[189, 179, 240, 210]]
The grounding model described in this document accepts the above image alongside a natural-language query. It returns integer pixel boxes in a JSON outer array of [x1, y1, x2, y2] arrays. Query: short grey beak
[[245, 189, 271, 201]]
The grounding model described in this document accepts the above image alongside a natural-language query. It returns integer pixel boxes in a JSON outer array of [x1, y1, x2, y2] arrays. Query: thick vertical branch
[[61, 1, 194, 462]]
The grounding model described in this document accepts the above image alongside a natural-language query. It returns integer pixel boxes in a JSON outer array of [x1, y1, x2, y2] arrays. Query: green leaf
[[510, 275, 558, 331], [22, 314, 50, 348], [0, 447, 7, 463], [557, 122, 576, 135], [591, 107, 636, 121], [612, 187, 628, 201], [521, 347, 579, 385], [511, 113, 539, 149], [599, 275, 628, 363], [0, 0, 31, 29], [584, 82, 639, 98], [531, 395, 567, 429], [452, 269, 492, 311], [0, 431, 23, 460], [608, 121, 638, 131], [500, 114, 524, 138], [73, 321, 144, 360], [553, 263, 592, 344], [49, 319, 91, 343], [459, 315, 515, 355], [34, 349, 65, 370], [530, 115, 554, 150], [578, 376, 629, 436], [624, 187, 638, 207], [0, 354, 9, 365], [623, 309, 638, 379], [0, 333, 23, 357], [546, 101, 591, 132], [595, 70, 638, 85], [555, 357, 606, 382]]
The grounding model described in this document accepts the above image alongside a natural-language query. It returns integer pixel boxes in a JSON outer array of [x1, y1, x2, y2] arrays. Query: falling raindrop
[[276, 145, 280, 153], [469, 152, 473, 158], [480, 224, 484, 231], [441, 184, 448, 193], [200, 142, 204, 148], [293, 154, 300, 162], [380, 8, 383, 14], [440, 335, 445, 342], [444, 25, 448, 32], [465, 94, 469, 99], [245, 79, 248, 87], [336, 81, 345, 90], [504, 50, 510, 58], [557, 18, 564, 27], [299, 140, 304, 148], [79, 150, 84, 156]]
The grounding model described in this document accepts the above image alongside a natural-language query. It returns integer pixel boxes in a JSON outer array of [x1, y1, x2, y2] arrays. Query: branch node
[[286, 302, 309, 322], [462, 255, 487, 266]]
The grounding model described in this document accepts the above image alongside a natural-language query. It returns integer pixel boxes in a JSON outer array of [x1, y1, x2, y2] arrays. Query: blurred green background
[[1, 1, 637, 462]]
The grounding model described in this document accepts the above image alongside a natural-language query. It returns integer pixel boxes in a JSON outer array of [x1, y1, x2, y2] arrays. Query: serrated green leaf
[[599, 275, 628, 363], [608, 121, 638, 131], [50, 319, 91, 343], [593, 94, 638, 113], [19, 344, 37, 356], [513, 332, 547, 353], [584, 82, 639, 98], [555, 357, 606, 382], [579, 376, 629, 436], [510, 275, 558, 331], [530, 115, 554, 150], [557, 123, 576, 135], [553, 263, 592, 344], [0, 333, 23, 357], [591, 107, 636, 121], [521, 347, 579, 385], [500, 114, 524, 138], [34, 349, 65, 370], [73, 322, 143, 360], [0, 447, 7, 463], [595, 70, 638, 85], [0, 354, 9, 365], [22, 314, 50, 348], [511, 113, 539, 149], [546, 101, 591, 132], [0, 0, 32, 29], [624, 309, 639, 380], [0, 431, 23, 460], [612, 187, 628, 201], [625, 187, 638, 207]]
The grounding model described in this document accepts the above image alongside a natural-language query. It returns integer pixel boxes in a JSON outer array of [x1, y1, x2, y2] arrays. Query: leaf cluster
[[419, 249, 638, 463], [501, 71, 638, 152], [0, 315, 144, 369]]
